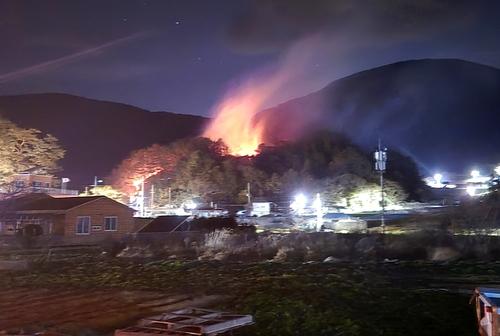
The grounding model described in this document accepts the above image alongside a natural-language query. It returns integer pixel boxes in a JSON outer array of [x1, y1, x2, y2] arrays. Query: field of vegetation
[[1, 252, 494, 336]]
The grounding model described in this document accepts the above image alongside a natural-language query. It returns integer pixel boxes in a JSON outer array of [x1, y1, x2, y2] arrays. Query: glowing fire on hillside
[[203, 37, 318, 156], [131, 168, 163, 190], [203, 84, 268, 156]]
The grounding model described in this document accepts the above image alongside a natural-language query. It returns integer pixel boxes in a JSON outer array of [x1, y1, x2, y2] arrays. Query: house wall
[[64, 198, 135, 237], [52, 215, 66, 235], [13, 174, 56, 188], [0, 214, 65, 236]]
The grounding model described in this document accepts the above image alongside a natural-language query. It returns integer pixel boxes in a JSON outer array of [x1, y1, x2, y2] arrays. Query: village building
[[8, 172, 78, 196], [0, 194, 135, 241]]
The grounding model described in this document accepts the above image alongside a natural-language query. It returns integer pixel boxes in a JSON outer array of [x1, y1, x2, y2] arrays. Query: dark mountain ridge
[[2, 59, 499, 188], [0, 93, 208, 188], [258, 58, 500, 175]]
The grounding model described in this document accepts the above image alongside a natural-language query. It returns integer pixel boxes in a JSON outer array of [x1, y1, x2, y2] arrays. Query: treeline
[[0, 116, 64, 193], [109, 131, 426, 207]]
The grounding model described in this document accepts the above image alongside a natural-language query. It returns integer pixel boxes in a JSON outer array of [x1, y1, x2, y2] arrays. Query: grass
[[0, 255, 488, 335]]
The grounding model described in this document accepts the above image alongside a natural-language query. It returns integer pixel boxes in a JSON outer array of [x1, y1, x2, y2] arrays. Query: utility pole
[[139, 178, 145, 217], [150, 184, 155, 209], [247, 182, 252, 205], [314, 193, 323, 232], [93, 176, 103, 188], [374, 138, 387, 234]]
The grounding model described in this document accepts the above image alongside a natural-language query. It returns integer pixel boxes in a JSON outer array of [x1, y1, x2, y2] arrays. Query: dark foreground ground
[[1, 254, 494, 336]]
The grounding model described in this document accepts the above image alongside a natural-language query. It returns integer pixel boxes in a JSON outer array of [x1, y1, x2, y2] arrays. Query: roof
[[115, 307, 253, 336], [476, 287, 500, 314], [0, 194, 133, 213], [324, 212, 351, 220], [139, 216, 191, 233], [137, 216, 240, 233]]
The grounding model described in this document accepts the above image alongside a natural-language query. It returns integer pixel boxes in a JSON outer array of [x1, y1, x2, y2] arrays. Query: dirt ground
[[0, 253, 489, 336], [0, 288, 222, 335]]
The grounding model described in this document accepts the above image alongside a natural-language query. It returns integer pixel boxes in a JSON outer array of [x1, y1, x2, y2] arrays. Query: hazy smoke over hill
[[204, 0, 500, 157], [227, 0, 476, 54], [203, 36, 327, 155]]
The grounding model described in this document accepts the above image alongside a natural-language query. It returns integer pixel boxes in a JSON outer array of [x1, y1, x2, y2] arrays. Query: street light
[[495, 165, 500, 176], [291, 193, 307, 215], [471, 170, 480, 179], [93, 176, 104, 187], [374, 139, 387, 233], [184, 200, 197, 210], [312, 193, 323, 232], [466, 185, 476, 197], [433, 173, 443, 185]]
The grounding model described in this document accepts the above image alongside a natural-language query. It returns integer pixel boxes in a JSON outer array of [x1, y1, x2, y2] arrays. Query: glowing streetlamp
[[495, 166, 500, 176], [466, 185, 476, 197], [132, 177, 146, 217], [312, 193, 323, 232], [291, 193, 307, 215], [471, 170, 480, 179], [433, 173, 443, 185], [374, 139, 387, 232], [184, 200, 198, 210]]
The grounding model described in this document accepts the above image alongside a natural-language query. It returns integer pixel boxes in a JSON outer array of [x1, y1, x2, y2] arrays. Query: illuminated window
[[104, 216, 118, 231], [76, 216, 90, 235]]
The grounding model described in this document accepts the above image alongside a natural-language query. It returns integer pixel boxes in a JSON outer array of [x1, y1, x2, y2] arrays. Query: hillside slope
[[258, 59, 500, 174], [0, 93, 208, 188]]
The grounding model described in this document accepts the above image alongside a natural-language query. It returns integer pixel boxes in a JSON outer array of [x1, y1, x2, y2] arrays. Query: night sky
[[1, 0, 500, 116]]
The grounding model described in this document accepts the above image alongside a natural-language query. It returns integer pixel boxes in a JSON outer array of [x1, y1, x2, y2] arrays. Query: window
[[104, 216, 118, 231], [76, 216, 90, 235]]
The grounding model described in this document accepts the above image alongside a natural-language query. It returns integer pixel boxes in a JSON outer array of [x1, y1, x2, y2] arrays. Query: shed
[[115, 307, 253, 336], [138, 216, 191, 233], [473, 287, 500, 336], [0, 194, 135, 240]]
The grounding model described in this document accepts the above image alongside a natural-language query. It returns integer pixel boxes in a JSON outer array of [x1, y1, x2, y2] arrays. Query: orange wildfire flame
[[131, 168, 163, 189], [203, 36, 319, 156], [203, 84, 271, 156]]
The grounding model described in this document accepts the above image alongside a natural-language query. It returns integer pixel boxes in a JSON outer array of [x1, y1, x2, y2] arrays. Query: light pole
[[313, 193, 323, 232], [93, 176, 103, 187], [374, 139, 387, 233], [247, 182, 252, 206], [291, 193, 307, 216]]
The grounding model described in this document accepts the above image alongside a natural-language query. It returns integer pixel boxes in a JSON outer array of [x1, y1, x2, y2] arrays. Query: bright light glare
[[290, 193, 307, 214], [312, 193, 322, 210], [132, 178, 144, 188], [433, 173, 443, 184], [466, 185, 476, 197], [467, 169, 489, 183], [313, 193, 323, 232], [184, 200, 197, 210], [495, 165, 500, 176]]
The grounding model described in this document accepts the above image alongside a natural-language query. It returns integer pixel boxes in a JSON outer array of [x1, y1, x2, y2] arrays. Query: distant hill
[[0, 93, 208, 189], [3, 59, 499, 188], [258, 59, 500, 175]]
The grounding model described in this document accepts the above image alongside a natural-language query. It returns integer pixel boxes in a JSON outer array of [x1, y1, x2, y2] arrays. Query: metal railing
[[22, 187, 79, 195]]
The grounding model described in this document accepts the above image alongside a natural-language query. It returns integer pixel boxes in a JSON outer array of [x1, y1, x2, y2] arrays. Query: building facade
[[9, 173, 78, 196], [0, 194, 135, 241]]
